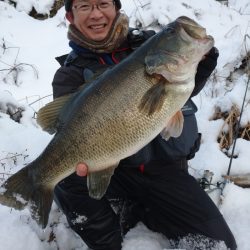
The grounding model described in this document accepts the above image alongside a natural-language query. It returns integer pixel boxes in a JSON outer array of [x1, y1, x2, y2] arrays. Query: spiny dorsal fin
[[37, 94, 72, 134]]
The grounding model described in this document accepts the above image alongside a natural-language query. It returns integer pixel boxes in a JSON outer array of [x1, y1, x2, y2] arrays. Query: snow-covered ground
[[0, 0, 250, 249]]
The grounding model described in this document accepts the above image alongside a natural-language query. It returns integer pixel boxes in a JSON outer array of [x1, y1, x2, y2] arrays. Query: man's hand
[[200, 47, 219, 71], [191, 47, 219, 97], [76, 162, 88, 176]]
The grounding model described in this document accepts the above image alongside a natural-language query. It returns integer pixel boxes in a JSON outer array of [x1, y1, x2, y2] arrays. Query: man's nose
[[89, 5, 104, 18]]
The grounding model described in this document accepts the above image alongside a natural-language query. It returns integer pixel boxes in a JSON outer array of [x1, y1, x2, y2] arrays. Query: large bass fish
[[0, 16, 214, 228]]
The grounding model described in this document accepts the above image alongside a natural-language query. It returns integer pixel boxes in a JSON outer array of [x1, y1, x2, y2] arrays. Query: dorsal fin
[[37, 82, 92, 134], [36, 94, 72, 134]]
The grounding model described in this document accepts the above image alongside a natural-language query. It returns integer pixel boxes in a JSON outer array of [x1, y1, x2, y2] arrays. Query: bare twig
[[0, 40, 39, 86], [0, 38, 19, 54], [224, 25, 240, 38], [0, 152, 29, 163]]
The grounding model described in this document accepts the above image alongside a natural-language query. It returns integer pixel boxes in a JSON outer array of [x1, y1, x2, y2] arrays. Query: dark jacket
[[52, 29, 219, 169]]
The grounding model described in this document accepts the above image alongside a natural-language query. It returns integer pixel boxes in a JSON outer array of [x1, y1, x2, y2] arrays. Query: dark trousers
[[54, 163, 236, 250]]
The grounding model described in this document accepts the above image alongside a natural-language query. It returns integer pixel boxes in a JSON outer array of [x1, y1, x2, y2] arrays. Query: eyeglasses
[[72, 1, 115, 14]]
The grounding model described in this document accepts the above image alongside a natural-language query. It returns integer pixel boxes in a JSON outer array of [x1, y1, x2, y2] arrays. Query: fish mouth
[[177, 16, 214, 44], [176, 16, 206, 39], [176, 16, 214, 53]]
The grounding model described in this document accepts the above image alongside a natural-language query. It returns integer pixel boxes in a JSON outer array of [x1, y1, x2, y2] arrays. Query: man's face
[[68, 0, 117, 41]]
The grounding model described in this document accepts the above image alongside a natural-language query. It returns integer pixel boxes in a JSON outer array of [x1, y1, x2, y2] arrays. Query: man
[[52, 0, 237, 249]]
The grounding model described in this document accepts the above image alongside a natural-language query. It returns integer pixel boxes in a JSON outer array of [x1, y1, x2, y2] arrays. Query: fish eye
[[167, 27, 175, 34], [163, 25, 176, 35]]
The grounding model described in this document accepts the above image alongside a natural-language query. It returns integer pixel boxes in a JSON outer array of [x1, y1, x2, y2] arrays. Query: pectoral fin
[[87, 164, 118, 199], [160, 110, 184, 140], [138, 79, 168, 116]]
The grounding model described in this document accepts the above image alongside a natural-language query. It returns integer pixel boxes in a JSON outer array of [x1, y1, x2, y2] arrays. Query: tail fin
[[0, 164, 53, 228]]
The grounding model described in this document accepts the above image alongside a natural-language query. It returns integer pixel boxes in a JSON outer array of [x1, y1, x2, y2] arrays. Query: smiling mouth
[[89, 24, 106, 30]]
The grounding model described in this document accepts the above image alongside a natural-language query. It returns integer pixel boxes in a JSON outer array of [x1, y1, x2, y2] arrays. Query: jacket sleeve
[[52, 65, 84, 99], [191, 47, 219, 97]]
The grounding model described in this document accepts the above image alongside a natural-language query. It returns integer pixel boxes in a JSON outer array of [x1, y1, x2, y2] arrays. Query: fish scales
[[45, 68, 186, 178], [0, 16, 214, 228]]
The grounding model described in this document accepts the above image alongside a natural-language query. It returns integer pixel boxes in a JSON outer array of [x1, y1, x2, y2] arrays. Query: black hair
[[64, 0, 122, 12]]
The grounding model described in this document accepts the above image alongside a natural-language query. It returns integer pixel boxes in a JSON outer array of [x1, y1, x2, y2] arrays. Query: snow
[[0, 0, 250, 249]]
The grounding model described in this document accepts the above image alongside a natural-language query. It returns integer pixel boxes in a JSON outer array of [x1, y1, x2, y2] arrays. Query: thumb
[[76, 162, 88, 176]]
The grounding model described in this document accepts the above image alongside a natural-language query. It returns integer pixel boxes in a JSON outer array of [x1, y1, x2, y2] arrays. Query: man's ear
[[66, 11, 74, 24]]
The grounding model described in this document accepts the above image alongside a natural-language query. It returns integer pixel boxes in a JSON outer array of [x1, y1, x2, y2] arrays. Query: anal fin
[[87, 164, 118, 200]]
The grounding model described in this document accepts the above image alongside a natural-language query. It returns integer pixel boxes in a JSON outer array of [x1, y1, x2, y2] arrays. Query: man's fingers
[[76, 162, 88, 176]]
